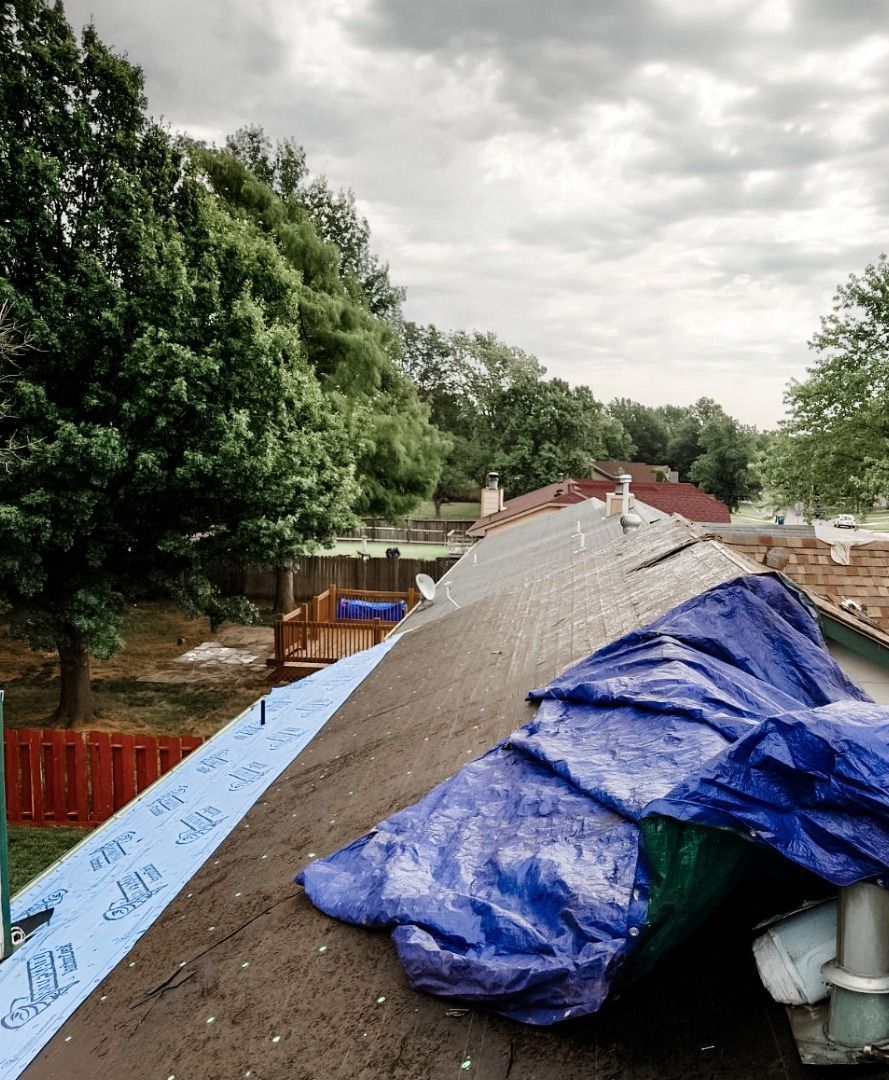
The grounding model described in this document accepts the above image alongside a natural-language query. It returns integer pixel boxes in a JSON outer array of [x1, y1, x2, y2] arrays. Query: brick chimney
[[480, 472, 504, 517]]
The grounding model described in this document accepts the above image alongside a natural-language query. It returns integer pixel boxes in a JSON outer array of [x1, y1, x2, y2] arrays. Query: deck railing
[[270, 583, 416, 678]]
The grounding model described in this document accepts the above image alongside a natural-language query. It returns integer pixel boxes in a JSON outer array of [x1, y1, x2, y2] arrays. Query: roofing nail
[[206, 1017, 215, 1025], [377, 996, 386, 1004], [461, 1061, 472, 1071], [271, 1035, 281, 1044], [319, 945, 328, 953]]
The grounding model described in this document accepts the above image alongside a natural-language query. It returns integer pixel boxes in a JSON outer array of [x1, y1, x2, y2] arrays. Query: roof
[[401, 496, 664, 633], [592, 460, 662, 484], [468, 477, 731, 536], [24, 511, 887, 1080], [703, 524, 889, 634]]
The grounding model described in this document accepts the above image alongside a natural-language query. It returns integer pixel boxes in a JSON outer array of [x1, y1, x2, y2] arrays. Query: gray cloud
[[57, 0, 889, 426]]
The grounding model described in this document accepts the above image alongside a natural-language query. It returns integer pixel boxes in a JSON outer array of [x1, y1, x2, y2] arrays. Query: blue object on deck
[[298, 575, 889, 1025], [336, 598, 406, 622]]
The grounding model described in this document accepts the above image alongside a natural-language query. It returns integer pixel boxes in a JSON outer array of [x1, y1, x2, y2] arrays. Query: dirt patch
[[0, 603, 272, 737]]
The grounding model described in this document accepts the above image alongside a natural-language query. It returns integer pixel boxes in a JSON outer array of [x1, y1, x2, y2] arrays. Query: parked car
[[833, 514, 857, 529]]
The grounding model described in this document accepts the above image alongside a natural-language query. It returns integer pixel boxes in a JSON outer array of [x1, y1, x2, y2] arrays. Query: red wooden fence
[[4, 728, 202, 827]]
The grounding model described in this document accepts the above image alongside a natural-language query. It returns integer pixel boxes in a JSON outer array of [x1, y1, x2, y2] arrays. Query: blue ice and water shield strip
[[0, 638, 397, 1080]]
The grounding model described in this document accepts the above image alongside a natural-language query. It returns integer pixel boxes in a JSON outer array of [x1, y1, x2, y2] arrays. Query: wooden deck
[[268, 585, 416, 680]]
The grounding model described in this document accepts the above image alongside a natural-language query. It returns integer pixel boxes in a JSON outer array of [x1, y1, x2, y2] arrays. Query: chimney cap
[[485, 471, 500, 489]]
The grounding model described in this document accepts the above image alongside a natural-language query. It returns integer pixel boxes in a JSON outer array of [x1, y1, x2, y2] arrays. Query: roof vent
[[618, 473, 642, 532]]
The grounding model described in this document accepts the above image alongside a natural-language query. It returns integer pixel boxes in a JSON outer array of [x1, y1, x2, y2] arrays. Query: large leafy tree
[[399, 324, 546, 506], [490, 376, 633, 496], [688, 413, 758, 510], [607, 398, 671, 464], [762, 256, 889, 515], [0, 1, 355, 723], [198, 142, 444, 524], [224, 126, 405, 322]]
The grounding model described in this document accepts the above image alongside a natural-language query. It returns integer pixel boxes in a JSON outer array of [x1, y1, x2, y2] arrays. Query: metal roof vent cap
[[617, 473, 640, 533]]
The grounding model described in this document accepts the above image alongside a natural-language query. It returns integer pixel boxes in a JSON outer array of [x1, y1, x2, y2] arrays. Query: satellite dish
[[415, 573, 436, 602]]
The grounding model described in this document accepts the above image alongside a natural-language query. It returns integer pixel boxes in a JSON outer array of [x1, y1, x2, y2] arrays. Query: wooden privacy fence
[[5, 728, 202, 827], [215, 555, 447, 604], [339, 517, 477, 544]]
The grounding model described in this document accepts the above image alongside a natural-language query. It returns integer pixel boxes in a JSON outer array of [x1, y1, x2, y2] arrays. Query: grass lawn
[[321, 539, 450, 559], [7, 825, 89, 896], [1, 602, 269, 736], [731, 502, 774, 524], [860, 510, 889, 531], [414, 500, 480, 520]]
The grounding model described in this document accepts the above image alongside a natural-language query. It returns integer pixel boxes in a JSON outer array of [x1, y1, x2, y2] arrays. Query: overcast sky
[[64, 0, 889, 427]]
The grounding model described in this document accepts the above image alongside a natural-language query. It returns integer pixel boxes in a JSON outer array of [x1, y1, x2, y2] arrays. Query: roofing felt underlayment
[[16, 510, 883, 1080], [1, 641, 398, 1080]]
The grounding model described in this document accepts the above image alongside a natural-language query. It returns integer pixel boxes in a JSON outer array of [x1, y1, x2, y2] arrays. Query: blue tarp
[[298, 574, 889, 1024], [337, 598, 406, 622]]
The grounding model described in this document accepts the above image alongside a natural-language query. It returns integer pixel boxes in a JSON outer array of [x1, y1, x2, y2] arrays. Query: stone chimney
[[480, 471, 504, 517]]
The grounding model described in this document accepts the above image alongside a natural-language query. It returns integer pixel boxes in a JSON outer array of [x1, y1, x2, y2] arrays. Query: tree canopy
[[198, 141, 444, 521], [760, 255, 889, 516], [0, 1, 356, 722]]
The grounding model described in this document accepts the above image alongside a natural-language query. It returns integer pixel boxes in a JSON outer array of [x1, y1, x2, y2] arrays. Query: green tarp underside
[[625, 817, 758, 983]]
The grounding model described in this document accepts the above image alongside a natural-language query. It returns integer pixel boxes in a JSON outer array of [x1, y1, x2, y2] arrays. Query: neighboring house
[[468, 477, 731, 538], [25, 501, 889, 1079], [591, 460, 675, 484], [705, 523, 889, 635]]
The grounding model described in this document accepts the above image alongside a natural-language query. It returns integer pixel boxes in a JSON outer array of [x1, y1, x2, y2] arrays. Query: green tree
[[224, 125, 405, 322], [607, 398, 671, 463], [0, 301, 32, 467], [398, 324, 546, 507], [763, 255, 889, 515], [689, 414, 757, 510], [491, 377, 632, 495], [0, 2, 355, 723], [197, 146, 444, 524]]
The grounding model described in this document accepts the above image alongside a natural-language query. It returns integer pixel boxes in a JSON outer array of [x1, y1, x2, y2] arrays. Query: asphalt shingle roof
[[468, 478, 731, 536]]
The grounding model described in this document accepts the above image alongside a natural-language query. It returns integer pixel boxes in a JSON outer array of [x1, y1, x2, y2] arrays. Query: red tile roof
[[468, 478, 731, 536]]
